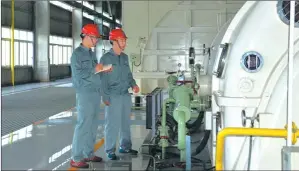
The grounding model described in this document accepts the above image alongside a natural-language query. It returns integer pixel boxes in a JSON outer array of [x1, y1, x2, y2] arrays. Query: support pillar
[[94, 1, 104, 61], [34, 1, 50, 82], [72, 8, 83, 50]]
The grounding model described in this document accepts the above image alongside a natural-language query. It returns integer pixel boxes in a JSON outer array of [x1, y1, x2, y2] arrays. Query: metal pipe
[[287, 0, 295, 147], [178, 112, 186, 161], [215, 127, 299, 170], [10, 0, 15, 86]]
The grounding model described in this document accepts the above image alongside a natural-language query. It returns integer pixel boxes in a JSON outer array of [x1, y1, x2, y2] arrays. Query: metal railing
[[215, 122, 299, 170]]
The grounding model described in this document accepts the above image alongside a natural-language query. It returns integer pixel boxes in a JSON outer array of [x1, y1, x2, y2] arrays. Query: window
[[49, 1, 73, 12], [1, 27, 34, 66], [49, 35, 73, 65], [103, 21, 110, 27]]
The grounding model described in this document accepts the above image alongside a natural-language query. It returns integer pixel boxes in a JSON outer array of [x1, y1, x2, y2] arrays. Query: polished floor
[[1, 80, 150, 170]]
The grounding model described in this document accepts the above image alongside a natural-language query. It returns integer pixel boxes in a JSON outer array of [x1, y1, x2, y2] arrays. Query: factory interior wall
[[1, 1, 99, 86], [122, 1, 244, 94]]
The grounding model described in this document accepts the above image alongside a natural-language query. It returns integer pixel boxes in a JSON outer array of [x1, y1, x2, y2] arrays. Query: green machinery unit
[[158, 73, 210, 162]]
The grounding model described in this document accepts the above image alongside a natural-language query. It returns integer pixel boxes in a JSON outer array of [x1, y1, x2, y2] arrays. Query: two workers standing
[[70, 23, 140, 168]]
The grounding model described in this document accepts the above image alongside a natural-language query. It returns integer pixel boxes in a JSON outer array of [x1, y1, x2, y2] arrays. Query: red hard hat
[[109, 28, 127, 40], [81, 24, 101, 38]]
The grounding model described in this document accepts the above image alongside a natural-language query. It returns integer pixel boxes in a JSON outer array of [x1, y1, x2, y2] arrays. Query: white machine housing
[[210, 1, 299, 170], [122, 0, 299, 170]]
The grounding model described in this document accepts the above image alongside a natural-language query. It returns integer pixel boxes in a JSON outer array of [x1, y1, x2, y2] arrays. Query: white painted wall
[[122, 1, 245, 94]]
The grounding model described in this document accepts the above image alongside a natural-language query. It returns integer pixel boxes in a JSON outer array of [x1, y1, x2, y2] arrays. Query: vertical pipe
[[10, 0, 15, 86], [178, 113, 186, 161], [287, 1, 295, 147]]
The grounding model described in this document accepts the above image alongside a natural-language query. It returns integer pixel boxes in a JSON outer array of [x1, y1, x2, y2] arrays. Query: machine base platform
[[141, 129, 214, 171]]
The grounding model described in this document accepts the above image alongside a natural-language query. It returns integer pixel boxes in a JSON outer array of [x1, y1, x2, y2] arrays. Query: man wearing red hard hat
[[70, 23, 112, 168], [100, 28, 140, 160]]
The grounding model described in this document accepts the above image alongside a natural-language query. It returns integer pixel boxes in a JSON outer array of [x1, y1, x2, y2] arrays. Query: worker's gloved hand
[[104, 101, 110, 106], [132, 85, 140, 93]]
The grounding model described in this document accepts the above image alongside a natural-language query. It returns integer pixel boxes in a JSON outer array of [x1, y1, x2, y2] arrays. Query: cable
[[205, 166, 215, 171], [192, 130, 211, 156], [187, 111, 205, 134]]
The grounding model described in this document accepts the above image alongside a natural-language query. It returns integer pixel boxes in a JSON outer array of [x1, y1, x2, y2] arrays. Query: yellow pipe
[[10, 0, 15, 86], [215, 127, 299, 170]]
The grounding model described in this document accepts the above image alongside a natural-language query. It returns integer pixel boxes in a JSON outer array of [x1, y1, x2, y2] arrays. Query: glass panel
[[50, 45, 53, 64], [53, 36, 57, 44], [14, 42, 19, 66], [63, 46, 68, 64], [2, 27, 11, 39], [68, 47, 72, 64], [27, 31, 33, 41], [62, 38, 67, 45], [1, 40, 7, 66], [14, 30, 19, 40], [57, 37, 62, 45], [58, 46, 63, 64], [6, 41, 10, 66], [23, 43, 28, 65], [53, 45, 58, 64], [68, 38, 73, 46], [28, 43, 33, 66], [19, 30, 27, 41], [19, 42, 25, 66]]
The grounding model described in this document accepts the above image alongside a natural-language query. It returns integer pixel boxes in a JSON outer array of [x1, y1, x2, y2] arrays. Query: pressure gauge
[[241, 51, 264, 73]]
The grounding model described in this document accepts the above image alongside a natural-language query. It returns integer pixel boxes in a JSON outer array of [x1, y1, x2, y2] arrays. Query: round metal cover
[[241, 51, 264, 73]]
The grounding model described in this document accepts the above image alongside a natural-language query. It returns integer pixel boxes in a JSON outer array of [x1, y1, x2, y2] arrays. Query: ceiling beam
[[64, 1, 121, 28]]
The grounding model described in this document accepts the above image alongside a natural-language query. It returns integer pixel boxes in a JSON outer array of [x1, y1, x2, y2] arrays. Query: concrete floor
[[1, 79, 150, 170], [1, 79, 212, 171]]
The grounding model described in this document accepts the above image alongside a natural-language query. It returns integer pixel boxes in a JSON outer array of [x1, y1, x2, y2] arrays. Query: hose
[[192, 130, 211, 156], [187, 111, 205, 134]]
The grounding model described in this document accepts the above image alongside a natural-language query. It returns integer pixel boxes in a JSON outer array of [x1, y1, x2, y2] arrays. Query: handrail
[[215, 124, 299, 170]]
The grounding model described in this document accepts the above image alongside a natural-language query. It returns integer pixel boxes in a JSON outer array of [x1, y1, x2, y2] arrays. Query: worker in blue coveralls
[[100, 28, 140, 160], [70, 23, 112, 168]]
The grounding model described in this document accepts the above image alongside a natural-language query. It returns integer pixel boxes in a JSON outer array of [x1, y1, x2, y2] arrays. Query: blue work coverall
[[70, 44, 102, 162], [100, 48, 137, 154]]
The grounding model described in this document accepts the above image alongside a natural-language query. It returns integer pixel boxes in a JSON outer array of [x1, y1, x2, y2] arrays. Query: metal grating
[[277, 0, 299, 27], [1, 87, 76, 136]]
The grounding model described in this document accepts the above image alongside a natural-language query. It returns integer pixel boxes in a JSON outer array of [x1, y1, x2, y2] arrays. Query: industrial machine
[[141, 46, 213, 170], [140, 1, 299, 170]]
